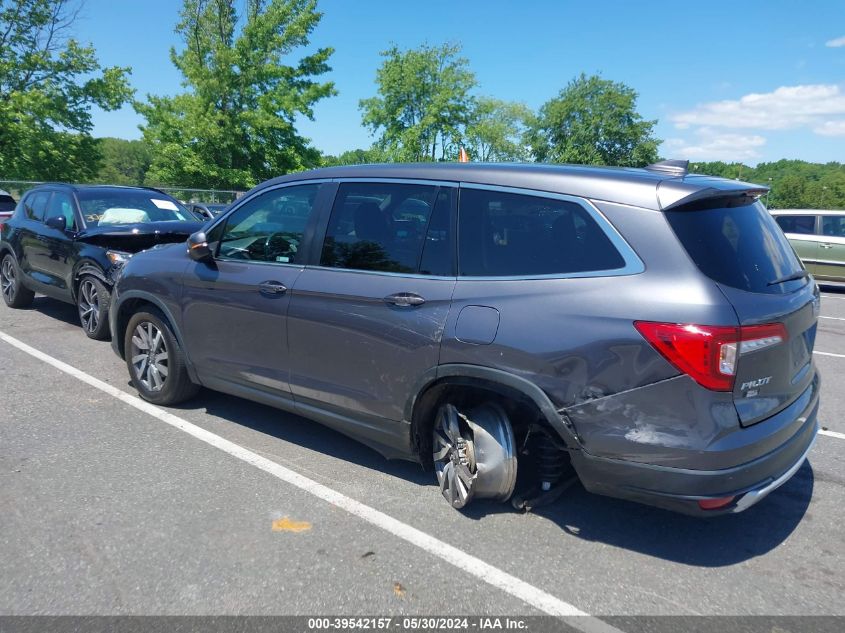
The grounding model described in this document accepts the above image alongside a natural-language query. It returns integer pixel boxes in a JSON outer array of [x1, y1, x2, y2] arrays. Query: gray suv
[[109, 161, 820, 516]]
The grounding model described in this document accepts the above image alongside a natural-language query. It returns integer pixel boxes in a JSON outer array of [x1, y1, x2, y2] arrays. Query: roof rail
[[645, 159, 689, 177]]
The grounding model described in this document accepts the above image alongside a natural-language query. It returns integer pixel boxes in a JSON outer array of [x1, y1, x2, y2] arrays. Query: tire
[[0, 253, 35, 308], [76, 275, 111, 340], [124, 308, 200, 405]]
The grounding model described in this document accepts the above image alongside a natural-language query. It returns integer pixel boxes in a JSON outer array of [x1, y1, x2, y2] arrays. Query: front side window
[[775, 215, 816, 235], [25, 191, 50, 221], [321, 182, 442, 274], [458, 188, 625, 277], [821, 216, 845, 238], [76, 189, 193, 226], [46, 191, 76, 230], [216, 184, 320, 264]]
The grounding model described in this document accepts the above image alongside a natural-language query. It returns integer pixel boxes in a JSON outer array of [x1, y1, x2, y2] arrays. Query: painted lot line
[[0, 330, 621, 633], [819, 316, 845, 322], [814, 350, 845, 358]]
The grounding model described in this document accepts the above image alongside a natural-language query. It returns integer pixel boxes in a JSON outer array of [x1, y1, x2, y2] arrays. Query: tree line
[[1, 0, 842, 210]]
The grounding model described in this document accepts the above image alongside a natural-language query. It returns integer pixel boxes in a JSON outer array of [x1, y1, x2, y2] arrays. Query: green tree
[[139, 0, 335, 189], [360, 43, 476, 162], [96, 137, 152, 185], [528, 74, 659, 167], [321, 146, 386, 167], [462, 97, 531, 162], [0, 0, 133, 181]]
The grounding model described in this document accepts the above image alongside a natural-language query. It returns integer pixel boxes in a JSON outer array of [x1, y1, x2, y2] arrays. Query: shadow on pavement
[[24, 296, 80, 328]]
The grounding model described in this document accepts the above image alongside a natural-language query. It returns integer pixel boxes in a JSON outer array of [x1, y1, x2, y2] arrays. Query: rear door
[[287, 181, 456, 429], [774, 213, 819, 275], [815, 215, 845, 282], [666, 197, 818, 426], [180, 182, 327, 397]]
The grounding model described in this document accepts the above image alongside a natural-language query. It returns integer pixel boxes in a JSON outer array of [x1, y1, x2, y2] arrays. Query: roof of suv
[[264, 162, 769, 212], [28, 183, 173, 196]]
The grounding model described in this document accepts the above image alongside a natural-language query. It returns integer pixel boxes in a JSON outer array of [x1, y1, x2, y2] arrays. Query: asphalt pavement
[[1, 287, 844, 622]]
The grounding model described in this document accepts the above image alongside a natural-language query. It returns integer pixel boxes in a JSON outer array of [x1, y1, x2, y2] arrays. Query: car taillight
[[634, 321, 788, 392]]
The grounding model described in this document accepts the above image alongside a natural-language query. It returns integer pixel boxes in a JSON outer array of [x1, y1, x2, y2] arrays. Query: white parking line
[[814, 350, 845, 358], [821, 294, 845, 300], [0, 330, 620, 633], [819, 316, 845, 321], [820, 429, 845, 440]]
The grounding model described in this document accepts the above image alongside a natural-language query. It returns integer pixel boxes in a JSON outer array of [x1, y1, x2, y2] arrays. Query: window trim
[[210, 180, 330, 268], [455, 182, 645, 281]]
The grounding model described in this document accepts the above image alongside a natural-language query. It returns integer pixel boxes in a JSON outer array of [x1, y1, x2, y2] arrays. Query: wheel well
[[114, 298, 160, 358], [72, 262, 108, 300], [411, 377, 546, 470]]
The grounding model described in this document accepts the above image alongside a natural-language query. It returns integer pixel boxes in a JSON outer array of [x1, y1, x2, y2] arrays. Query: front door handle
[[384, 292, 425, 307], [258, 280, 287, 295], [821, 243, 834, 249]]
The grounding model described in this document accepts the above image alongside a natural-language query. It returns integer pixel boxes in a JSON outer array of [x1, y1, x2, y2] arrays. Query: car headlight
[[106, 250, 133, 266]]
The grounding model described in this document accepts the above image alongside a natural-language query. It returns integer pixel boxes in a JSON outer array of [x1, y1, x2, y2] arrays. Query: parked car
[[0, 189, 16, 224], [0, 184, 202, 339], [772, 209, 845, 284], [188, 202, 229, 220], [109, 162, 820, 516]]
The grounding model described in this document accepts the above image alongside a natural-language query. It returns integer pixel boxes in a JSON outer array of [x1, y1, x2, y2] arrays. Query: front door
[[37, 190, 78, 299], [288, 181, 456, 427], [181, 182, 326, 397]]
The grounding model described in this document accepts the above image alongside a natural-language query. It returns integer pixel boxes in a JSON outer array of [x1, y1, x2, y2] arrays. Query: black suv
[[0, 184, 202, 339]]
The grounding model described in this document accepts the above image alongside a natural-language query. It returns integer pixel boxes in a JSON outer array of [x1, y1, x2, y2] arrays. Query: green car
[[772, 209, 845, 283]]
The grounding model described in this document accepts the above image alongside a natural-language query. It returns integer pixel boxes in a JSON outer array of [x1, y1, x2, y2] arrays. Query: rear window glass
[[76, 190, 192, 226], [666, 198, 806, 295], [458, 188, 624, 277], [0, 195, 15, 212], [775, 215, 816, 235]]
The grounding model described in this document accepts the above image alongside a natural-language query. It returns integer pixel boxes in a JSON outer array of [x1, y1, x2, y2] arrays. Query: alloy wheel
[[433, 404, 477, 508], [130, 321, 169, 392], [78, 279, 100, 334], [1, 258, 15, 303]]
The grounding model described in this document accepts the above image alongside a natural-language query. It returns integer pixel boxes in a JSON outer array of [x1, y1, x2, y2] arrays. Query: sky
[[75, 0, 845, 165]]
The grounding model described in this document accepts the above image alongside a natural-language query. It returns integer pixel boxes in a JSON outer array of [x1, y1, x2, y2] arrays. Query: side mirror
[[45, 215, 66, 231], [187, 231, 212, 262]]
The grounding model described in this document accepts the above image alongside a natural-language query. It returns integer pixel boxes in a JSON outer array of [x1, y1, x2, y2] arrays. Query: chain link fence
[[0, 180, 244, 204]]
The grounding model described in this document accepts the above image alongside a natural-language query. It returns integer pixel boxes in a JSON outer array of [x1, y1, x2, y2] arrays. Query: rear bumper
[[570, 385, 819, 516]]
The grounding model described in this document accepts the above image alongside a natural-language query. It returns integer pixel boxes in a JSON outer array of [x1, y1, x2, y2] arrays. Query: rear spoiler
[[657, 176, 769, 211]]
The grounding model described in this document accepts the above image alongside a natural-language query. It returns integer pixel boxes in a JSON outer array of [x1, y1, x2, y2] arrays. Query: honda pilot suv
[[109, 161, 820, 516]]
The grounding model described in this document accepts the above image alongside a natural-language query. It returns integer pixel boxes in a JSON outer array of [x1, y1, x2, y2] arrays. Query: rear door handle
[[821, 243, 834, 249], [384, 292, 425, 307], [258, 280, 287, 295]]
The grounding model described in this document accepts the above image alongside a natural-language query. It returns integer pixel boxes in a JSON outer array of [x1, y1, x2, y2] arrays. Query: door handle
[[821, 243, 834, 249], [258, 280, 287, 295], [384, 292, 425, 307]]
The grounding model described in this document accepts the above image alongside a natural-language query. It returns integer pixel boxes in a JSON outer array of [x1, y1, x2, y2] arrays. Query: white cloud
[[662, 129, 766, 162], [814, 120, 845, 136], [671, 84, 845, 131], [826, 35, 845, 47]]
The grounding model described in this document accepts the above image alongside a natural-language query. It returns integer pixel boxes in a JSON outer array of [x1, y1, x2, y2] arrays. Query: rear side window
[[821, 216, 845, 237], [457, 188, 624, 277], [25, 192, 50, 221], [321, 182, 444, 274], [666, 198, 805, 294], [0, 195, 15, 212], [775, 215, 816, 235]]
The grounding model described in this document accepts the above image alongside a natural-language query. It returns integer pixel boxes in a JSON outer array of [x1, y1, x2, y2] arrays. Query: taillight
[[634, 321, 788, 392]]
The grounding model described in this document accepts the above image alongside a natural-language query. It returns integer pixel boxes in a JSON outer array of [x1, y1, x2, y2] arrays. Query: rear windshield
[[77, 190, 192, 226], [666, 198, 806, 295], [0, 195, 15, 211]]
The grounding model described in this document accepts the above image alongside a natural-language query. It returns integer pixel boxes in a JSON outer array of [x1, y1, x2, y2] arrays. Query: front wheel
[[77, 275, 111, 340], [1, 254, 35, 308], [125, 309, 199, 405]]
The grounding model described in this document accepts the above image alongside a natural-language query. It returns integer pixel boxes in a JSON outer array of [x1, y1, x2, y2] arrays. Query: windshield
[[666, 198, 806, 295], [77, 190, 193, 226]]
